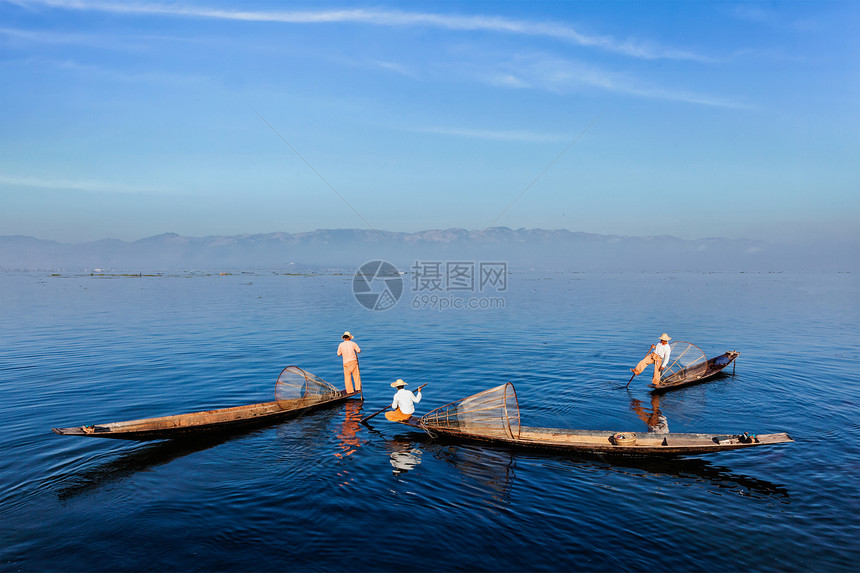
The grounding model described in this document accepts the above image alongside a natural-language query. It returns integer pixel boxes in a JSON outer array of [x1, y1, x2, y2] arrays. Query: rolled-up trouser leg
[[352, 364, 361, 392], [634, 353, 656, 375], [343, 360, 358, 393], [385, 409, 411, 422], [652, 355, 662, 385]]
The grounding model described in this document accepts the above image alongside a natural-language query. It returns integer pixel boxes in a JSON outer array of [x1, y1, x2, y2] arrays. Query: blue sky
[[1, 1, 857, 244]]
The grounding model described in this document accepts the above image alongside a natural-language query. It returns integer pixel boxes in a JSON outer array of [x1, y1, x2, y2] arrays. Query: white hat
[[659, 333, 671, 341], [342, 331, 353, 339], [390, 379, 407, 388]]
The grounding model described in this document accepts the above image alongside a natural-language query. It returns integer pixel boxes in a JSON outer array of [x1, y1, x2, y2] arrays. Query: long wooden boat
[[651, 350, 739, 393], [52, 366, 360, 441], [393, 383, 792, 458]]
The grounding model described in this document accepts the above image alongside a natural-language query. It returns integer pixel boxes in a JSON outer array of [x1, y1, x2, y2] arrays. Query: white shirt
[[654, 342, 671, 369], [391, 388, 422, 415], [650, 414, 670, 434]]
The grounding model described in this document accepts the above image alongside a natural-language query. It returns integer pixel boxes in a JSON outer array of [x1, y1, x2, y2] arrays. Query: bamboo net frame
[[420, 382, 521, 439], [275, 366, 341, 409], [661, 341, 708, 383]]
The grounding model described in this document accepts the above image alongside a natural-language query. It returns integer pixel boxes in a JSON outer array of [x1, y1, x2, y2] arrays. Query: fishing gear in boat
[[652, 344, 740, 393], [658, 341, 708, 385], [392, 383, 793, 457], [53, 366, 359, 441], [276, 365, 344, 408]]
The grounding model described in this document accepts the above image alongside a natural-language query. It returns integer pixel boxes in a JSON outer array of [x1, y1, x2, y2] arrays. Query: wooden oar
[[625, 344, 654, 388], [624, 371, 636, 388], [359, 383, 428, 425], [359, 405, 390, 425], [626, 343, 665, 388]]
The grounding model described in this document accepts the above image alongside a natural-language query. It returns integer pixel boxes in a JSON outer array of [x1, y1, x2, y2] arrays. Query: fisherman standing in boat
[[630, 395, 670, 434], [337, 331, 361, 394], [630, 333, 672, 387], [385, 379, 422, 422]]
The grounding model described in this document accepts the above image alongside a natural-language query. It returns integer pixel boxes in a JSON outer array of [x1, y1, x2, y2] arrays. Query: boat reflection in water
[[430, 443, 516, 505], [630, 394, 670, 434], [430, 438, 789, 503], [56, 435, 233, 500]]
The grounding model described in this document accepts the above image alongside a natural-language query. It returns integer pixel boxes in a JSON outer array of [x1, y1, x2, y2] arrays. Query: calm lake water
[[1, 270, 858, 571]]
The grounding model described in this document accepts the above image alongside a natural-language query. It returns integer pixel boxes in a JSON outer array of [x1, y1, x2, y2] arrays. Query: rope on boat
[[418, 421, 438, 439]]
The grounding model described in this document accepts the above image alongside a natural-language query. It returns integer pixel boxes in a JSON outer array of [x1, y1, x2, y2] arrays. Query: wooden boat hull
[[52, 390, 361, 440], [651, 351, 739, 393], [397, 417, 792, 457]]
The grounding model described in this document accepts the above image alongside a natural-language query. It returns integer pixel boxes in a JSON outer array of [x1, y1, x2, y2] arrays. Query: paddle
[[624, 372, 636, 388], [359, 405, 389, 425], [359, 383, 427, 425], [625, 344, 654, 388], [624, 343, 662, 388]]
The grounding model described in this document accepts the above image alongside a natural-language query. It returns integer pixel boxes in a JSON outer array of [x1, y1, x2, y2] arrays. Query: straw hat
[[659, 333, 671, 341], [390, 379, 407, 388], [342, 331, 353, 339]]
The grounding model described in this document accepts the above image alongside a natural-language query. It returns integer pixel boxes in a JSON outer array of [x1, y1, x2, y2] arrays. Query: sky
[[0, 0, 858, 244]]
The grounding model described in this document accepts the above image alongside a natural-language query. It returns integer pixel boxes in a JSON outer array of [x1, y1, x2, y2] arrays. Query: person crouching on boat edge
[[337, 331, 361, 394], [385, 379, 422, 422], [630, 333, 672, 387]]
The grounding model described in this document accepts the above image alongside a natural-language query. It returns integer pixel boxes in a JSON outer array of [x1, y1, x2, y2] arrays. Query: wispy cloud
[[363, 59, 418, 79], [0, 173, 169, 194], [405, 126, 568, 143], [13, 0, 717, 62], [0, 26, 91, 45], [730, 5, 777, 25], [728, 4, 823, 32], [470, 53, 750, 109], [0, 24, 214, 63], [0, 54, 212, 86]]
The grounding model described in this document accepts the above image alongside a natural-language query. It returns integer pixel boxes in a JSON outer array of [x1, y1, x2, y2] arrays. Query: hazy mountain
[[0, 228, 851, 272]]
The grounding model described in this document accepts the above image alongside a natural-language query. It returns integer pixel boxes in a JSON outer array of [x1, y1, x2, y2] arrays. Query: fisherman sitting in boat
[[385, 379, 422, 422], [630, 333, 672, 387]]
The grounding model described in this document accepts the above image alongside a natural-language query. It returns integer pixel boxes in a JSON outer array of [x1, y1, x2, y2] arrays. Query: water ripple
[[1, 271, 858, 571]]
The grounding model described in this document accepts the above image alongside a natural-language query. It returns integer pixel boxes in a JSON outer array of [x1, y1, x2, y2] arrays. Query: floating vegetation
[[88, 273, 162, 278]]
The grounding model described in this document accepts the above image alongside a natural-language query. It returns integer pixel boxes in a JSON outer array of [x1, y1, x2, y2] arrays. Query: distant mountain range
[[0, 228, 851, 272]]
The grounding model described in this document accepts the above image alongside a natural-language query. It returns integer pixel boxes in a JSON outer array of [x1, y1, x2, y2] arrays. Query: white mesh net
[[421, 383, 520, 439], [660, 341, 708, 384], [275, 366, 341, 409]]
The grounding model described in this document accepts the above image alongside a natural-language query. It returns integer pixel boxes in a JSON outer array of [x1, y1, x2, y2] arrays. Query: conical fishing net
[[275, 366, 341, 409], [661, 341, 708, 384], [420, 383, 520, 439]]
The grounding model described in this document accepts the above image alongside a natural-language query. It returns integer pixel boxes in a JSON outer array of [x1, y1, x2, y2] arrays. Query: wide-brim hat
[[390, 379, 407, 388], [660, 333, 671, 341], [342, 331, 353, 339]]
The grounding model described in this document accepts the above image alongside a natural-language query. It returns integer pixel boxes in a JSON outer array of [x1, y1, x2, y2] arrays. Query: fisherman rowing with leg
[[630, 333, 672, 388]]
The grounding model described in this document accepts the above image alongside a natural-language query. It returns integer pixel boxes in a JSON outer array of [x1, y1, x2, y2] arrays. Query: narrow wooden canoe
[[397, 417, 792, 457], [52, 366, 360, 441], [392, 383, 792, 458], [651, 351, 739, 393], [52, 390, 361, 440]]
